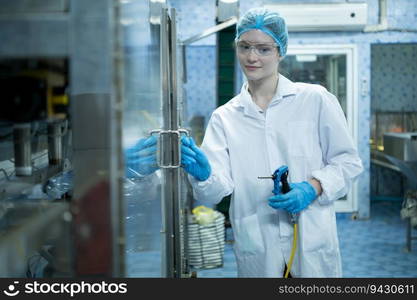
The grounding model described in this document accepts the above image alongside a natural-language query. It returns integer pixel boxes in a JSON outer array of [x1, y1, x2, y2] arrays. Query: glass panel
[[121, 1, 163, 277], [280, 54, 347, 114]]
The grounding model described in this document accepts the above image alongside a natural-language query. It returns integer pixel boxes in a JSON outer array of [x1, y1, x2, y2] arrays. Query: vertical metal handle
[[149, 128, 190, 168]]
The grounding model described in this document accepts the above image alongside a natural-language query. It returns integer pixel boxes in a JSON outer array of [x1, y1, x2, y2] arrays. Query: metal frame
[[110, 0, 125, 277], [160, 7, 183, 278], [160, 7, 190, 278], [169, 8, 185, 277], [159, 6, 171, 278]]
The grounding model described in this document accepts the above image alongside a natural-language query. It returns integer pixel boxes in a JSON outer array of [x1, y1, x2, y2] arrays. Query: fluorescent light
[[295, 55, 317, 62]]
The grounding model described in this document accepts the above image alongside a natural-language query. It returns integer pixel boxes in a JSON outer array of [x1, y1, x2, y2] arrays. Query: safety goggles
[[235, 41, 278, 57]]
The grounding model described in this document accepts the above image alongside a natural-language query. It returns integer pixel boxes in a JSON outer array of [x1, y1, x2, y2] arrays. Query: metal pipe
[[180, 16, 237, 46], [13, 123, 32, 176], [47, 119, 65, 165]]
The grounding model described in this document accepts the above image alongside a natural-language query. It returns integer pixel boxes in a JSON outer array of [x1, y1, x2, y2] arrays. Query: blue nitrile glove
[[181, 136, 211, 181], [125, 135, 159, 177], [268, 181, 317, 214]]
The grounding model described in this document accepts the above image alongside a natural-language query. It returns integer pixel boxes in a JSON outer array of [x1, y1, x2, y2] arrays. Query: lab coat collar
[[235, 74, 297, 118], [275, 74, 297, 100]]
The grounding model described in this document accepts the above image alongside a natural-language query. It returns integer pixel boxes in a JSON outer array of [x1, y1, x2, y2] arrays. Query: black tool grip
[[281, 170, 291, 194]]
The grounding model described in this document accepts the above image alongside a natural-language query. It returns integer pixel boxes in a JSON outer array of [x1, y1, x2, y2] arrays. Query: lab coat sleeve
[[311, 89, 363, 205], [188, 111, 234, 206]]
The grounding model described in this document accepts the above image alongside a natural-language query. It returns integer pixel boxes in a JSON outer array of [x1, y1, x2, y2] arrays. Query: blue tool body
[[272, 166, 299, 224]]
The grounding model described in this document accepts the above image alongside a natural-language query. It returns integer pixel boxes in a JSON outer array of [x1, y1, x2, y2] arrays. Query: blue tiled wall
[[169, 0, 216, 45], [183, 46, 217, 128], [371, 44, 417, 112], [387, 0, 417, 30], [170, 0, 417, 219]]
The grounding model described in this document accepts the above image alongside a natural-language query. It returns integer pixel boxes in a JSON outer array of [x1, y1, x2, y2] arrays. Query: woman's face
[[236, 29, 280, 82]]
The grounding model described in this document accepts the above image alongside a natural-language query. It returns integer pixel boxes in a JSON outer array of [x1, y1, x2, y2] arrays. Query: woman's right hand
[[181, 136, 211, 181]]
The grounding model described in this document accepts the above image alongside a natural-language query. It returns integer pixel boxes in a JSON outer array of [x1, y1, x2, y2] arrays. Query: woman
[[181, 7, 363, 277]]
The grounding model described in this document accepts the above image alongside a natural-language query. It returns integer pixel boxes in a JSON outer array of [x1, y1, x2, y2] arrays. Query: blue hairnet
[[235, 7, 288, 57]]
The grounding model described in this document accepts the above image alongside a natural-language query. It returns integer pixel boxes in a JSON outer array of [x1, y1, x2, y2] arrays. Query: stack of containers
[[187, 209, 225, 269]]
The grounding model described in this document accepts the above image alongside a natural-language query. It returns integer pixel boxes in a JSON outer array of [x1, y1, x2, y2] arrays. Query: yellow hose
[[284, 223, 297, 278]]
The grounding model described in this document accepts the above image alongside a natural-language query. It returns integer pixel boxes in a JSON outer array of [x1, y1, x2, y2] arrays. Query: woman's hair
[[235, 7, 288, 57]]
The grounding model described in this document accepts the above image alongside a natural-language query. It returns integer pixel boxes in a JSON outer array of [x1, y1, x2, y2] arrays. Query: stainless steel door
[[160, 6, 190, 278], [121, 2, 189, 278]]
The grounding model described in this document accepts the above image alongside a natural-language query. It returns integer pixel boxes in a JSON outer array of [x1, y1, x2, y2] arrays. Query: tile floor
[[196, 200, 417, 278], [126, 200, 417, 278]]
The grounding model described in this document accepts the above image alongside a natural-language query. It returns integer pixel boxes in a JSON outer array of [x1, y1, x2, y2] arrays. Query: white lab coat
[[188, 74, 363, 277]]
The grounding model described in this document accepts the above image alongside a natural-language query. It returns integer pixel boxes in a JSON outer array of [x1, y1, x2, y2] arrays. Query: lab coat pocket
[[234, 214, 265, 256], [288, 121, 314, 158], [302, 205, 331, 252]]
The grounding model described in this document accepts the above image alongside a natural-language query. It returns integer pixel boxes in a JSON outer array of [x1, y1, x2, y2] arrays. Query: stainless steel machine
[[382, 132, 417, 251], [0, 0, 191, 278]]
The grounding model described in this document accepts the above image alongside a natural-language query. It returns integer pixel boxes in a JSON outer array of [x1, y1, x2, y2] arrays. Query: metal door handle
[[149, 128, 190, 168]]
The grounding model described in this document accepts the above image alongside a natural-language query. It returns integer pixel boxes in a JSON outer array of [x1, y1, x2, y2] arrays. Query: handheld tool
[[258, 165, 298, 278], [258, 165, 298, 224]]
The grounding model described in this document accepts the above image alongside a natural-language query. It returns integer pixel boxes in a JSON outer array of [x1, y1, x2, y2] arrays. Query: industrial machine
[[383, 132, 417, 251], [0, 0, 191, 278]]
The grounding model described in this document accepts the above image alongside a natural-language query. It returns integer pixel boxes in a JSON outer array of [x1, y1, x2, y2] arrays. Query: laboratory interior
[[0, 0, 416, 278]]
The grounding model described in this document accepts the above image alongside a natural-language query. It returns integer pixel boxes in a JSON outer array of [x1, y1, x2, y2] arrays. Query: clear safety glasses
[[235, 41, 278, 57]]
